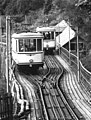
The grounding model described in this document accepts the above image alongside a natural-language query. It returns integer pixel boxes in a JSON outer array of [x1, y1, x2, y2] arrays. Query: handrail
[[61, 47, 91, 95]]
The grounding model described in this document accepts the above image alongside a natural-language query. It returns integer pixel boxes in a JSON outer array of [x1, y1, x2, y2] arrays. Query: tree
[[44, 0, 52, 14]]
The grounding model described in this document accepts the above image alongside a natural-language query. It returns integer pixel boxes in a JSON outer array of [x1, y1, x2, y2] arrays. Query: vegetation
[[81, 55, 91, 72]]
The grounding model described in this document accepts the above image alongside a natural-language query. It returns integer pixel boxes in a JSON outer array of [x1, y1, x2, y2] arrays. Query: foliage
[[0, 0, 45, 15], [44, 0, 52, 14], [0, 0, 91, 41], [81, 55, 91, 72]]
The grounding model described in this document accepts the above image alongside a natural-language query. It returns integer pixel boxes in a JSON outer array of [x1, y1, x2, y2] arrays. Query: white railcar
[[36, 27, 56, 53], [12, 32, 44, 69]]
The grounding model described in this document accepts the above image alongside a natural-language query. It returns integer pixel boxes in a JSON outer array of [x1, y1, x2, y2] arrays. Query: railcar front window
[[43, 32, 54, 40], [19, 39, 23, 52], [29, 39, 36, 51], [19, 38, 36, 52]]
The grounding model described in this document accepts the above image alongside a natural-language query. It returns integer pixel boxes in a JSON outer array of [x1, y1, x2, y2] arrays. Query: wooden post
[[77, 26, 80, 82], [0, 16, 2, 75], [58, 27, 61, 55], [6, 16, 11, 93], [68, 21, 71, 65], [8, 17, 11, 70], [54, 29, 56, 53]]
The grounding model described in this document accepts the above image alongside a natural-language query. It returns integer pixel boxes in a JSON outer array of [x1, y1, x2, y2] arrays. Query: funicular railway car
[[36, 26, 56, 53], [12, 32, 44, 69]]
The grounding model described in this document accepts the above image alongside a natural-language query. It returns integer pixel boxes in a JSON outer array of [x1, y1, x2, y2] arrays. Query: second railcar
[[36, 27, 56, 53]]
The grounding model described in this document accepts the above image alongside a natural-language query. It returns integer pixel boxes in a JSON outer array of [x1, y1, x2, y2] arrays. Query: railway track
[[13, 55, 86, 120], [56, 55, 88, 120], [57, 58, 91, 119], [14, 70, 45, 120], [40, 55, 83, 120]]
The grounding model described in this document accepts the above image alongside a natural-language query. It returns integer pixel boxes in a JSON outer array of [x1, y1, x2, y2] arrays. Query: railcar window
[[19, 39, 24, 52], [29, 39, 36, 51], [19, 38, 36, 52], [43, 33, 46, 39], [43, 32, 54, 40], [51, 32, 54, 39], [43, 32, 50, 39], [37, 39, 42, 51]]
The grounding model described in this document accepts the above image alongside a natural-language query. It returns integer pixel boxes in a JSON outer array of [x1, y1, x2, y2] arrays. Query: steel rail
[[55, 56, 83, 120], [42, 55, 67, 119]]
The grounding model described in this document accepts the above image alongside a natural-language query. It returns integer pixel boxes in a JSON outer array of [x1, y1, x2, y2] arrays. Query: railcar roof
[[36, 26, 55, 32], [12, 32, 44, 38]]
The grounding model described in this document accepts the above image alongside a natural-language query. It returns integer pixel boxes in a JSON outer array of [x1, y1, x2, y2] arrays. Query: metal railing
[[61, 47, 91, 96]]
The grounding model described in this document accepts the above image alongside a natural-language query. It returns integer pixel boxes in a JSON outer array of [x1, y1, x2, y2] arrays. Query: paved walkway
[[56, 55, 91, 120]]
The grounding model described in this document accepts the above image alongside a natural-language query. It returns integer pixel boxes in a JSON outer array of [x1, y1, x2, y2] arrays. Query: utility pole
[[8, 17, 11, 71], [69, 25, 71, 65], [0, 16, 2, 75], [68, 19, 71, 65], [77, 26, 80, 82], [6, 16, 11, 93], [58, 30, 61, 55]]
